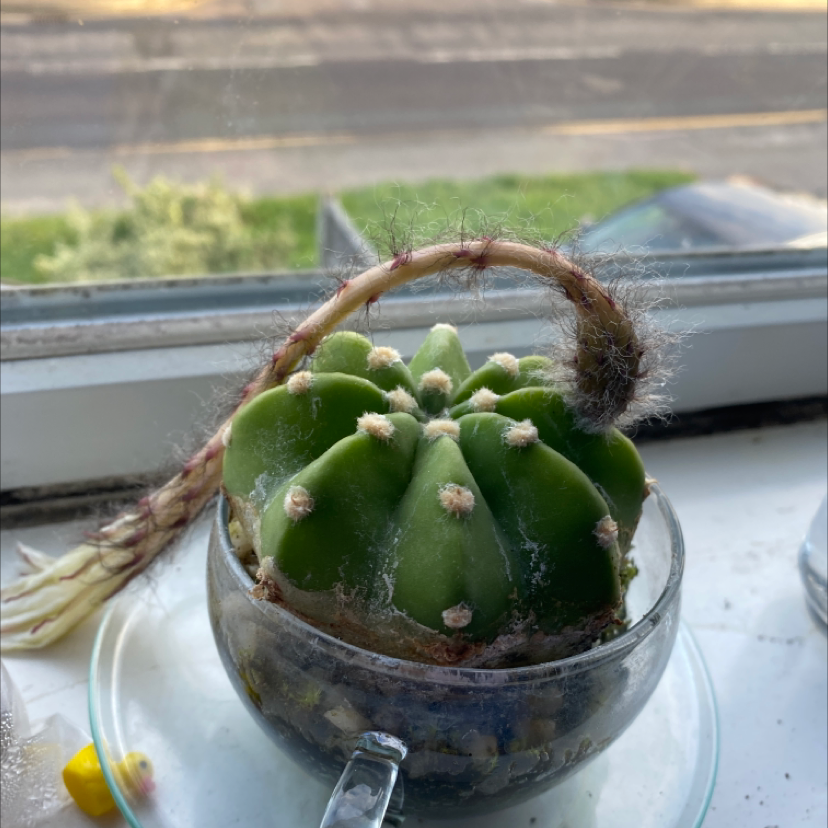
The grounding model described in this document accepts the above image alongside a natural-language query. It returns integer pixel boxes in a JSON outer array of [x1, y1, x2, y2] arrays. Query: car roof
[[656, 181, 828, 246], [579, 180, 828, 252]]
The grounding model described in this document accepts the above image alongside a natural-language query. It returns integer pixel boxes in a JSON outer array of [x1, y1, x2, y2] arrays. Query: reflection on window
[[580, 201, 721, 252]]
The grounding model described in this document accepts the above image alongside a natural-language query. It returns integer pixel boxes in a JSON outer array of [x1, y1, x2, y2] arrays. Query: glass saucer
[[89, 525, 719, 828]]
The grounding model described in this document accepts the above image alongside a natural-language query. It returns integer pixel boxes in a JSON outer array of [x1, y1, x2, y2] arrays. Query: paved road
[[3, 49, 826, 151], [1, 3, 826, 210]]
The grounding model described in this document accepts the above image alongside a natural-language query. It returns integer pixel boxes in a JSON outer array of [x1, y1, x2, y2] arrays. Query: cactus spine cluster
[[224, 323, 647, 667]]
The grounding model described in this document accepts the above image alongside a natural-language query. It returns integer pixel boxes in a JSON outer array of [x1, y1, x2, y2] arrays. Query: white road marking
[[0, 40, 824, 75]]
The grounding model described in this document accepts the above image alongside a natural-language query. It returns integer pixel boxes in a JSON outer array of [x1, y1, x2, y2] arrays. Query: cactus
[[1, 239, 661, 653], [223, 324, 647, 667]]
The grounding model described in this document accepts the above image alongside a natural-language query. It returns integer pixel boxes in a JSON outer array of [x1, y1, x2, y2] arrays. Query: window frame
[[2, 245, 826, 495]]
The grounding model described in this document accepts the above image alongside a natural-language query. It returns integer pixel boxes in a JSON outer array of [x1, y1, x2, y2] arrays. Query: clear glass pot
[[207, 482, 684, 823]]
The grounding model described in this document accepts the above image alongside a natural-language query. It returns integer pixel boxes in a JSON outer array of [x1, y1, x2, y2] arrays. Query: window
[[1, 0, 826, 495]]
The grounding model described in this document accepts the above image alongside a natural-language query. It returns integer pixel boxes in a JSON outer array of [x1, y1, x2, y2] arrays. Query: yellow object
[[62, 743, 154, 817]]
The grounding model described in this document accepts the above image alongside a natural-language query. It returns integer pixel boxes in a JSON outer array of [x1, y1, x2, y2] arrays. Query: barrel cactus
[[223, 322, 647, 667], [1, 239, 662, 656]]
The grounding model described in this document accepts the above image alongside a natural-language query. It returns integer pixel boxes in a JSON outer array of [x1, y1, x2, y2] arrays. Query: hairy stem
[[0, 240, 638, 651]]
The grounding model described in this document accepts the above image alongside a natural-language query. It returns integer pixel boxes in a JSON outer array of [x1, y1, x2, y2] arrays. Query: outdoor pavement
[[3, 119, 825, 217]]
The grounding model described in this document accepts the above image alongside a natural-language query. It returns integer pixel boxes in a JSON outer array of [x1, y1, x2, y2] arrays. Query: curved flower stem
[[0, 240, 638, 651]]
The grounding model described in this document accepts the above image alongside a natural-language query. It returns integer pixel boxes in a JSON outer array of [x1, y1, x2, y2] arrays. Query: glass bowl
[[206, 482, 684, 820]]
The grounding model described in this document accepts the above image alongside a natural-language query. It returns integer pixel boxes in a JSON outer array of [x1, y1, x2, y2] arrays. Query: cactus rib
[[0, 240, 640, 651]]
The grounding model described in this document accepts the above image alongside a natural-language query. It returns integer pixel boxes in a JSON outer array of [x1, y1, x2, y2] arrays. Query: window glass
[[578, 201, 723, 252], [1, 0, 826, 493], [1, 0, 826, 288]]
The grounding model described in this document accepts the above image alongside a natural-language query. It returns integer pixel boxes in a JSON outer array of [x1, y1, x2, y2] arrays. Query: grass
[[339, 170, 696, 248], [0, 215, 78, 286], [0, 170, 694, 285], [238, 194, 319, 270]]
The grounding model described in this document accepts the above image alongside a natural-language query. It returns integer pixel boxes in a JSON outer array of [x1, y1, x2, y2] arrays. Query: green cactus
[[1, 238, 660, 655], [223, 325, 647, 667]]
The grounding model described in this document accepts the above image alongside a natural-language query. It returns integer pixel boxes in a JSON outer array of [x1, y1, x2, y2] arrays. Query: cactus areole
[[223, 322, 647, 668]]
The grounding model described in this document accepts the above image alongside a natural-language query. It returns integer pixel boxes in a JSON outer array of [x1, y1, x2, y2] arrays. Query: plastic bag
[[1, 660, 88, 828]]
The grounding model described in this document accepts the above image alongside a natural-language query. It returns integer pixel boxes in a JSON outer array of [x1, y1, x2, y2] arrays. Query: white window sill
[[2, 252, 826, 491], [2, 418, 825, 828]]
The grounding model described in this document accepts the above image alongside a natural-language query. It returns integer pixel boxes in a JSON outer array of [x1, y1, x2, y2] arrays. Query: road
[[1, 1, 826, 212]]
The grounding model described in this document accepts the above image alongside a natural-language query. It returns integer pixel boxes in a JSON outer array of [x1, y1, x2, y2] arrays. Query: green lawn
[[1, 215, 79, 286], [238, 194, 319, 271], [340, 170, 696, 247], [1, 170, 694, 285]]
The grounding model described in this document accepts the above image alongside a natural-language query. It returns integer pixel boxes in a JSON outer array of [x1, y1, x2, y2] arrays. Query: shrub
[[34, 169, 309, 282]]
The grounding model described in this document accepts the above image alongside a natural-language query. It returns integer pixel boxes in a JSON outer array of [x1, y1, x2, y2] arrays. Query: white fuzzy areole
[[442, 603, 473, 629], [357, 412, 396, 441], [431, 323, 458, 333], [504, 419, 539, 448], [594, 515, 619, 549], [284, 486, 314, 521], [419, 368, 453, 396], [489, 352, 520, 378], [424, 419, 461, 442], [367, 346, 401, 370], [469, 388, 500, 412], [386, 387, 418, 414], [221, 423, 232, 447], [287, 371, 314, 395], [439, 483, 475, 517]]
